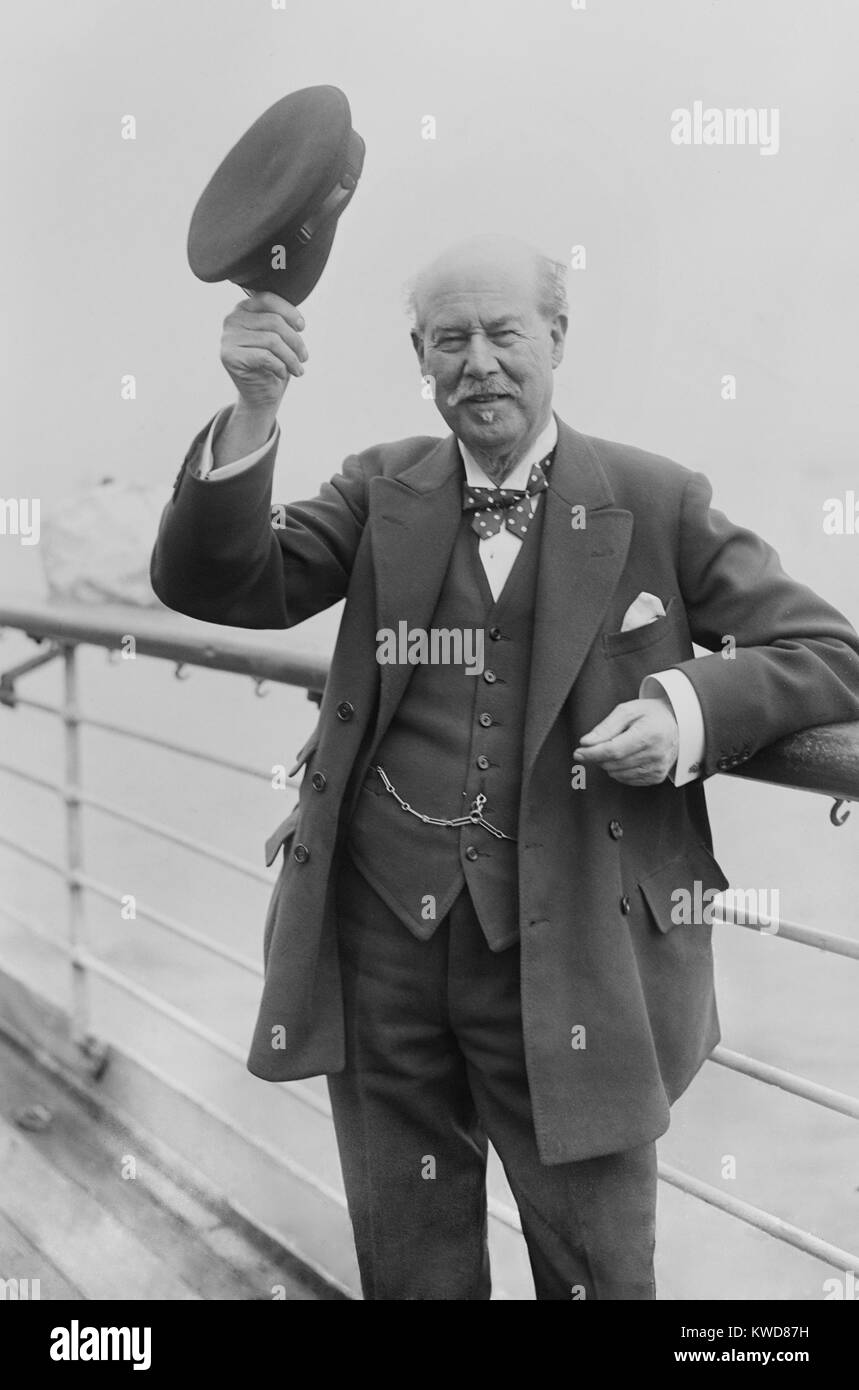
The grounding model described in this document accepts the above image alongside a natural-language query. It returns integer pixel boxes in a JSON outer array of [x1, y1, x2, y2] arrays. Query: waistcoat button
[[311, 772, 327, 792], [293, 843, 311, 864], [336, 701, 354, 721]]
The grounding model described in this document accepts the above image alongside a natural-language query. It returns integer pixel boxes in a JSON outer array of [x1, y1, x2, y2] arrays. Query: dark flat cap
[[187, 85, 364, 305]]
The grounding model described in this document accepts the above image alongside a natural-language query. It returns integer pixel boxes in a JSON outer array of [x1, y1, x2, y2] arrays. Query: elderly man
[[152, 235, 859, 1300]]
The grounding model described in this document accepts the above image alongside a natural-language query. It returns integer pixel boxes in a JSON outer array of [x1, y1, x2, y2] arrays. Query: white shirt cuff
[[192, 407, 279, 480], [640, 668, 706, 786]]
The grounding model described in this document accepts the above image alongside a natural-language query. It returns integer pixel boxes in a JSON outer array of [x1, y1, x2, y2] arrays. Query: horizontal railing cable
[[119, 1041, 350, 1214], [0, 900, 66, 953], [713, 909, 859, 961], [0, 760, 64, 797], [0, 837, 267, 975], [0, 831, 66, 877], [659, 1162, 859, 1274], [74, 950, 333, 1122], [76, 792, 274, 886], [0, 913, 325, 1117], [1, 695, 293, 786], [80, 712, 293, 786], [708, 1046, 859, 1120], [77, 872, 264, 977], [0, 762, 279, 885]]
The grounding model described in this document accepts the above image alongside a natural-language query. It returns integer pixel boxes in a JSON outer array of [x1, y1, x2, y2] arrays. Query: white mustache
[[445, 383, 519, 408]]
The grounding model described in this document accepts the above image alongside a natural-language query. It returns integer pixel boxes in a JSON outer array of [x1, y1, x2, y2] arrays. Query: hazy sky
[[2, 0, 857, 619]]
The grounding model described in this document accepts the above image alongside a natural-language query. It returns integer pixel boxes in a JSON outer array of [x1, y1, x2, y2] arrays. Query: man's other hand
[[574, 698, 679, 785]]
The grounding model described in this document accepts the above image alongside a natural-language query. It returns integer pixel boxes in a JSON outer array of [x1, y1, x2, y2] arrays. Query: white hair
[[406, 239, 569, 333]]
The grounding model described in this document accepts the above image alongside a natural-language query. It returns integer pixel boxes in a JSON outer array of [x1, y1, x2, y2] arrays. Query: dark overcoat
[[152, 414, 859, 1162]]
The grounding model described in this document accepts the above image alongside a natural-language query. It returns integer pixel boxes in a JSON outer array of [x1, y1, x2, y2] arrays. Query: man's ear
[[550, 314, 568, 369], [410, 329, 426, 371]]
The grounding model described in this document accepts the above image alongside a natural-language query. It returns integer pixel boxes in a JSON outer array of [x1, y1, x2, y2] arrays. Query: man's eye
[[492, 330, 519, 345], [436, 337, 465, 350]]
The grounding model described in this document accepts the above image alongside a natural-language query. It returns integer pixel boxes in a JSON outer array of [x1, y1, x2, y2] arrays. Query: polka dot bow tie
[[463, 454, 553, 540]]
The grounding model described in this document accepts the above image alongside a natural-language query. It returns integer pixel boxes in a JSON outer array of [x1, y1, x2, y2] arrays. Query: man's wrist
[[213, 398, 279, 468]]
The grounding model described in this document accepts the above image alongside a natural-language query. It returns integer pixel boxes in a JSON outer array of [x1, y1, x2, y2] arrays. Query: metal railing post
[[62, 641, 89, 1046]]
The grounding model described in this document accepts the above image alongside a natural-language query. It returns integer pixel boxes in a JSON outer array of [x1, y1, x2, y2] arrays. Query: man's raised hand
[[213, 291, 308, 465], [220, 290, 308, 414]]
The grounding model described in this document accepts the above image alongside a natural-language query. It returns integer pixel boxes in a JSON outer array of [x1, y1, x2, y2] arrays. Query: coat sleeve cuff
[[193, 407, 280, 480], [640, 667, 706, 785]]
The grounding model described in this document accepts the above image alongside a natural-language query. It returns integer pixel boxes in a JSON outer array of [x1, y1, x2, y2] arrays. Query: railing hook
[[253, 678, 269, 698], [174, 662, 190, 681], [0, 642, 65, 708], [14, 1102, 53, 1132], [78, 1033, 110, 1080], [830, 798, 851, 827]]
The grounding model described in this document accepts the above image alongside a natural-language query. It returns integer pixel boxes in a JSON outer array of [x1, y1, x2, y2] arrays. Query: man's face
[[411, 249, 566, 464]]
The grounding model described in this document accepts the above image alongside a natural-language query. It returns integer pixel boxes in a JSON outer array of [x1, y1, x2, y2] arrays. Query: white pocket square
[[620, 591, 666, 632]]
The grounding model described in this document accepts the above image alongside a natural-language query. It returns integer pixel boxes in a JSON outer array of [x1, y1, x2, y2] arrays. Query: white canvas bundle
[[40, 478, 166, 607]]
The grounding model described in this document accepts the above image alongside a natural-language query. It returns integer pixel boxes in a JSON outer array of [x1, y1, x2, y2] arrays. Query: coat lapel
[[368, 434, 463, 749], [365, 417, 633, 774], [523, 418, 633, 775]]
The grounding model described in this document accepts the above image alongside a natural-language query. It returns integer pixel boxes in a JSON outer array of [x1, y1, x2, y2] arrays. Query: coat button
[[488, 626, 502, 641], [311, 772, 327, 792], [609, 819, 623, 839], [336, 701, 354, 721], [476, 755, 490, 770], [478, 712, 493, 728], [483, 670, 497, 684], [293, 843, 310, 864], [620, 895, 631, 914], [465, 846, 479, 862]]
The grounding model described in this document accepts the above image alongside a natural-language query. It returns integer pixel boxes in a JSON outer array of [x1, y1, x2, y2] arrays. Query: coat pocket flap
[[638, 844, 730, 933], [287, 727, 321, 778], [264, 805, 300, 867]]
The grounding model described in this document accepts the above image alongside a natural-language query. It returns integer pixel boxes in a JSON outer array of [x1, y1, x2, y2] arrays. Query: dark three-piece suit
[[151, 412, 859, 1298]]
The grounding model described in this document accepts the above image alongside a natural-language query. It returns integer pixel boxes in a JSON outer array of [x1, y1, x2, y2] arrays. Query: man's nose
[[462, 332, 499, 377]]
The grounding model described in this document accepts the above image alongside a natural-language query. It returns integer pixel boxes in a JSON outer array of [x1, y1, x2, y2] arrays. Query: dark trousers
[[327, 853, 657, 1300]]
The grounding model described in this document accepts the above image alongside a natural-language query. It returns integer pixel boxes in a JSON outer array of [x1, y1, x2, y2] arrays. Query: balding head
[[407, 235, 568, 335], [407, 236, 568, 481]]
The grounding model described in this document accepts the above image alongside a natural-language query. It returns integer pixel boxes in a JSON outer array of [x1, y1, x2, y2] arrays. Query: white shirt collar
[[458, 415, 559, 490]]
